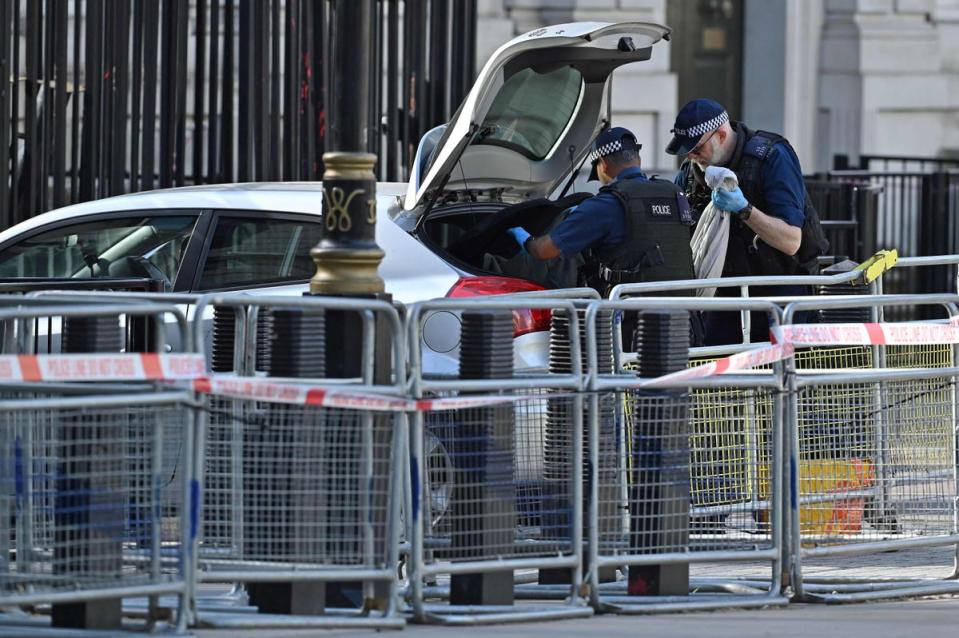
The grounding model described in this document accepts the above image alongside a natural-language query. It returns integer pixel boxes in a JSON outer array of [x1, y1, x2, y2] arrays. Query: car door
[[186, 210, 326, 366], [189, 210, 325, 293], [0, 211, 204, 288], [0, 210, 208, 352]]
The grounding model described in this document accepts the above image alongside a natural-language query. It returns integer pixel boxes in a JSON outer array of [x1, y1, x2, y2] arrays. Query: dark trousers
[[702, 285, 813, 347]]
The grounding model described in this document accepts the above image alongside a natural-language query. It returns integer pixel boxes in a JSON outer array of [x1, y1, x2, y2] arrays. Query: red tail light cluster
[[446, 276, 552, 338]]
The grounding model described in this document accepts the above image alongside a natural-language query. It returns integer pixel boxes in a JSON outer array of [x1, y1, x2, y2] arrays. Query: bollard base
[[628, 564, 689, 596], [247, 582, 326, 615], [450, 571, 514, 606], [51, 599, 122, 630]]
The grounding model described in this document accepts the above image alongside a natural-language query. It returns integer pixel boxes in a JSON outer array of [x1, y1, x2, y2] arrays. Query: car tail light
[[446, 276, 552, 338]]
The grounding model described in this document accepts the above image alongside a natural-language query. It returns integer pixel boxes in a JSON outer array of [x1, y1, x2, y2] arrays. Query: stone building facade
[[477, 0, 959, 172]]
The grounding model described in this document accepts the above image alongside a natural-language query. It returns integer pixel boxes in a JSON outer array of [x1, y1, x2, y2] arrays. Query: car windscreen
[[475, 65, 584, 160]]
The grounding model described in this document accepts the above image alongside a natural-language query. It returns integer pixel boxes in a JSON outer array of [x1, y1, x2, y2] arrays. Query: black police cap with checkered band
[[666, 98, 729, 156], [587, 126, 642, 182]]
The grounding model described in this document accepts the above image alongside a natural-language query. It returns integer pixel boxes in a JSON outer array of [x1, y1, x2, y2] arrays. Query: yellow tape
[[853, 249, 898, 284]]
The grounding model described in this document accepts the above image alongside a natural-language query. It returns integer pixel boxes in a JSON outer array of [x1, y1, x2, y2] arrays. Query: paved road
[[188, 598, 959, 638]]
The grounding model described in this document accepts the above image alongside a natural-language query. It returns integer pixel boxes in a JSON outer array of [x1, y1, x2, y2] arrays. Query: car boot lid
[[403, 21, 670, 214]]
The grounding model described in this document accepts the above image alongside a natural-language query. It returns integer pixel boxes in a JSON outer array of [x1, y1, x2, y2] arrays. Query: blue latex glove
[[711, 186, 749, 213], [508, 227, 532, 251]]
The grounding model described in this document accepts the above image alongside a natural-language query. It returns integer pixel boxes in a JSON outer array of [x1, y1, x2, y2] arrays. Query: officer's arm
[[742, 207, 802, 256], [745, 144, 804, 256], [526, 235, 562, 261]]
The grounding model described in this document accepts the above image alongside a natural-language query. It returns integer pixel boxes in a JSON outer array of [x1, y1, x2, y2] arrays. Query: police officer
[[507, 127, 695, 297], [667, 99, 828, 345]]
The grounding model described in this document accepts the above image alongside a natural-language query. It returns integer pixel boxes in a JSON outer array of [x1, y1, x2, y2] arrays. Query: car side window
[[0, 215, 197, 283], [196, 215, 324, 290]]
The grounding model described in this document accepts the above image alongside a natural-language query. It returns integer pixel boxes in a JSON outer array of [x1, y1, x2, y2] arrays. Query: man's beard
[[694, 144, 724, 170]]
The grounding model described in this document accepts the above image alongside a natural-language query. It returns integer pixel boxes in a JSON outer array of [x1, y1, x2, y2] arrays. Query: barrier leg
[[244, 309, 327, 615], [51, 316, 124, 630], [449, 310, 515, 606], [542, 308, 616, 585], [628, 310, 691, 596]]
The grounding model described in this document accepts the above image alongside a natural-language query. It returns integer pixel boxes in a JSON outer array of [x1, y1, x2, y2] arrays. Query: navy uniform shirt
[[674, 141, 806, 229], [674, 137, 810, 345], [550, 166, 647, 258]]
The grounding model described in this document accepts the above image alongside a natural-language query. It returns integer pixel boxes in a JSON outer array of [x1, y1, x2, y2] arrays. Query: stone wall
[[817, 0, 959, 167]]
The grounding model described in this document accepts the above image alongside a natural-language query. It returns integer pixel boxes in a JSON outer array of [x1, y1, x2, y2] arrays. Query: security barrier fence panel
[[0, 393, 194, 612], [188, 294, 407, 630], [405, 297, 594, 625], [0, 300, 198, 634], [782, 295, 959, 603], [584, 298, 789, 613], [8, 282, 959, 631], [607, 254, 893, 357]]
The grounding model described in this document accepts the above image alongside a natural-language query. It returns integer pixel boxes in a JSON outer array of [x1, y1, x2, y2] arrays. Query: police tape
[[634, 341, 795, 389], [774, 317, 959, 347], [191, 376, 559, 412], [2, 315, 958, 408], [0, 353, 206, 382]]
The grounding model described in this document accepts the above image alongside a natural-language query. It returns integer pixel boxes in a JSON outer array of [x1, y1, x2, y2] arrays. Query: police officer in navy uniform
[[508, 127, 695, 297], [667, 99, 828, 346], [507, 127, 698, 347]]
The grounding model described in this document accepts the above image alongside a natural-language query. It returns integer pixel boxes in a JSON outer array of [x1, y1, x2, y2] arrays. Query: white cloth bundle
[[690, 166, 738, 297]]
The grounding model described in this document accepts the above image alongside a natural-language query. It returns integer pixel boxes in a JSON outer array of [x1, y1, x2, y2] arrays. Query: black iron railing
[[812, 163, 959, 319], [804, 177, 881, 263], [834, 153, 959, 173], [0, 0, 477, 230]]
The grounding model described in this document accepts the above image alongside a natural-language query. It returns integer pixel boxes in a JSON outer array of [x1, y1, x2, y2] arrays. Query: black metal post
[[450, 310, 516, 606], [245, 309, 328, 616], [541, 307, 617, 584], [52, 315, 124, 630], [385, 0, 399, 181], [0, 0, 10, 229], [628, 310, 690, 596], [309, 0, 389, 612], [428, 0, 449, 125], [327, 0, 372, 153], [918, 172, 952, 318]]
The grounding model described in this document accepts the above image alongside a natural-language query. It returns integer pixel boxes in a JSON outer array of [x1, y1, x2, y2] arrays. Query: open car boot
[[446, 192, 591, 289]]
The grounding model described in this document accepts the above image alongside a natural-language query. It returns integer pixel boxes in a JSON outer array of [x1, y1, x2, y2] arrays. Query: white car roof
[[0, 181, 460, 306], [0, 181, 408, 245]]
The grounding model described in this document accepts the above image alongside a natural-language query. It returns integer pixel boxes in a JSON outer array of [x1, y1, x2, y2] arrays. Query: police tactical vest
[[682, 123, 829, 277], [584, 175, 696, 294]]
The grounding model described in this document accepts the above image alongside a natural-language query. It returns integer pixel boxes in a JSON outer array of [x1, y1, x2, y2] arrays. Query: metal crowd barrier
[[582, 298, 789, 613], [186, 294, 407, 630], [609, 249, 900, 357], [6, 272, 959, 632], [0, 300, 198, 635], [405, 297, 594, 625], [782, 294, 959, 603]]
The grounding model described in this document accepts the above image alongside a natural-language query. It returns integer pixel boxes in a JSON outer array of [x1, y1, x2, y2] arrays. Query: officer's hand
[[508, 227, 532, 251], [711, 186, 749, 213]]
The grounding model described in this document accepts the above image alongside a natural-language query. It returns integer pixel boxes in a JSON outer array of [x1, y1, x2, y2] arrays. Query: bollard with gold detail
[[245, 152, 392, 617], [310, 152, 384, 296], [317, 150, 393, 613]]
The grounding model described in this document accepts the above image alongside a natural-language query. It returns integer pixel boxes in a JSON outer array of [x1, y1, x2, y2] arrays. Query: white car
[[0, 20, 670, 374], [0, 21, 671, 524]]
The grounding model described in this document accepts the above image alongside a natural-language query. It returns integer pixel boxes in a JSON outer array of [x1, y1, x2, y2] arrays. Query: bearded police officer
[[668, 99, 828, 346], [508, 127, 695, 297]]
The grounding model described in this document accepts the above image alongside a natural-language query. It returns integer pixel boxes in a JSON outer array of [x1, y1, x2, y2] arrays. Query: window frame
[[189, 209, 326, 293], [0, 209, 210, 291]]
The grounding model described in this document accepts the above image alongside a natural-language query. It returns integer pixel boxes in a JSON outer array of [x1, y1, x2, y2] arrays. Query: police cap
[[665, 98, 729, 156], [587, 126, 642, 182]]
